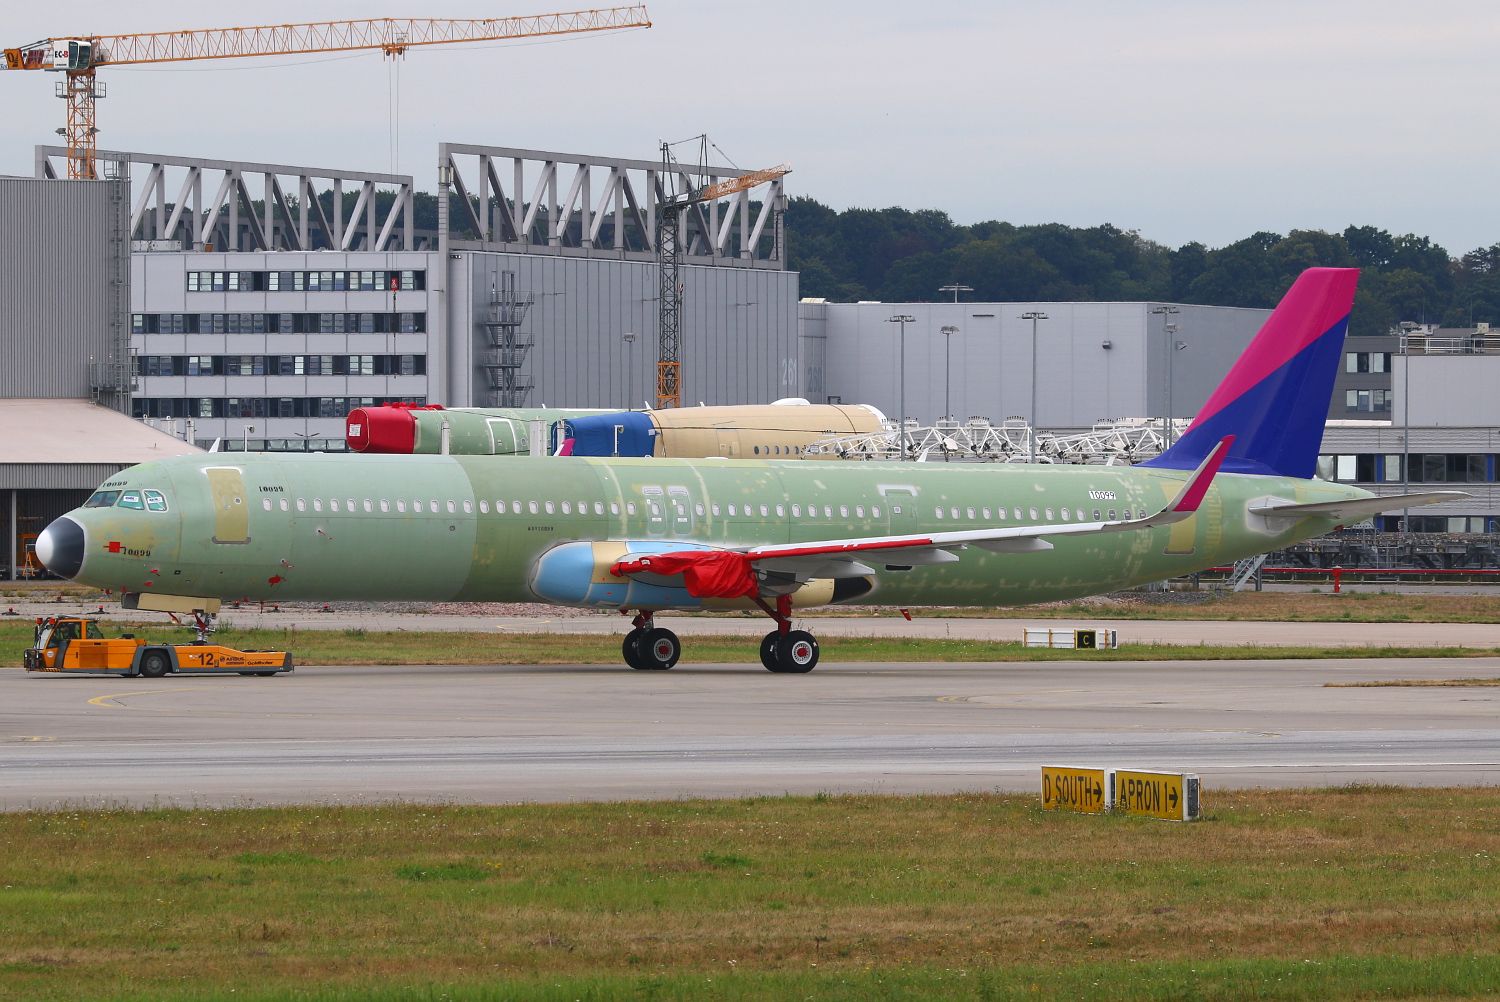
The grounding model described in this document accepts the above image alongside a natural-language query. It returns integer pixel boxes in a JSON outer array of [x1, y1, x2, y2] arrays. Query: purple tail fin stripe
[[1143, 268, 1358, 481]]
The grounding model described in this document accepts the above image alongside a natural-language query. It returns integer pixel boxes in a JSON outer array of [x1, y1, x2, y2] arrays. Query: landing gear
[[755, 595, 820, 674], [621, 614, 679, 670], [619, 597, 820, 673]]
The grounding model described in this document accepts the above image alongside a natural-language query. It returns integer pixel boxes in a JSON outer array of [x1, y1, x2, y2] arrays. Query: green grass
[[1, 789, 1498, 1000], [6, 619, 1499, 667]]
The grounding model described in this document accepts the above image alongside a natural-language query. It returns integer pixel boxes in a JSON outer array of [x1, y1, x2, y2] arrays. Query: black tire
[[637, 627, 680, 670], [138, 651, 170, 678], [760, 631, 780, 671], [622, 628, 645, 669], [774, 630, 818, 674]]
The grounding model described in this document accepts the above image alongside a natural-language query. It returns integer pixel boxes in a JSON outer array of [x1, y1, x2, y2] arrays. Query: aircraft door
[[882, 487, 918, 535], [204, 467, 251, 544]]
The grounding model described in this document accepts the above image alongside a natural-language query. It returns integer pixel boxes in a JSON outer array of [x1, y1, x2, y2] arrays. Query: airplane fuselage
[[62, 452, 1363, 609]]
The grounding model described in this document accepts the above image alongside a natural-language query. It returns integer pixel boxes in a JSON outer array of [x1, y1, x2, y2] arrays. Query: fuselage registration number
[[1087, 490, 1117, 501]]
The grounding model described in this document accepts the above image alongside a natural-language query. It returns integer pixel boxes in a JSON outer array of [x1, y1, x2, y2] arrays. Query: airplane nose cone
[[36, 516, 86, 579]]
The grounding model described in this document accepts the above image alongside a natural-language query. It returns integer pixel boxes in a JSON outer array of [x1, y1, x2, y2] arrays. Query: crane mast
[[654, 141, 789, 409], [3, 7, 652, 179]]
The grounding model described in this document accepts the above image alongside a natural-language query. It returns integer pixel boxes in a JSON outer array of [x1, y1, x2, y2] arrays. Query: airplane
[[347, 400, 884, 459], [34, 268, 1464, 673]]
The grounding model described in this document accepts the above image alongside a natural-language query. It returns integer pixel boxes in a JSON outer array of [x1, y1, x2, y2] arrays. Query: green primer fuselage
[[71, 453, 1364, 608]]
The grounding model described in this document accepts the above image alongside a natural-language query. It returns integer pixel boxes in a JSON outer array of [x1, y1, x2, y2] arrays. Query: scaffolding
[[805, 417, 1190, 465]]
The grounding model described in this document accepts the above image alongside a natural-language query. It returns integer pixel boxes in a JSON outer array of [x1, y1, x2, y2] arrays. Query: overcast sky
[[5, 1, 1497, 253]]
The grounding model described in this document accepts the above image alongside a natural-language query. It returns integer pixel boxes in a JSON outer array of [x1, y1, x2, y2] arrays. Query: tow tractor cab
[[24, 616, 292, 678]]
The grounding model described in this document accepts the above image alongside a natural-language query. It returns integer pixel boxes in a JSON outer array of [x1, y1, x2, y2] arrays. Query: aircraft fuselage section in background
[[68, 452, 1358, 608]]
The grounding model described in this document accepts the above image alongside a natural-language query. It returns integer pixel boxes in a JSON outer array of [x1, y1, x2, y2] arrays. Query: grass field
[[1, 789, 1497, 1000], [6, 619, 1500, 669]]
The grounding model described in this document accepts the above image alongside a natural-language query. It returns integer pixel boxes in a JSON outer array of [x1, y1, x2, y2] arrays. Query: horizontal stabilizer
[[1249, 491, 1470, 522]]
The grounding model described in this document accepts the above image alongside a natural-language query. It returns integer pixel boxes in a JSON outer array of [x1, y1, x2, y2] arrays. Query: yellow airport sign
[[1041, 765, 1109, 813], [1112, 769, 1200, 821]]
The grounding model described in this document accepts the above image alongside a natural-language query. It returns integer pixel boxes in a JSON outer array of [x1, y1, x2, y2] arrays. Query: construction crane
[[655, 141, 789, 409], [2, 7, 652, 180]]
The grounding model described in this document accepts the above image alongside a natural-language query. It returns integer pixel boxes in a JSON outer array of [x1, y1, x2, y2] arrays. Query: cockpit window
[[84, 490, 121, 508], [143, 490, 168, 512], [118, 491, 144, 510]]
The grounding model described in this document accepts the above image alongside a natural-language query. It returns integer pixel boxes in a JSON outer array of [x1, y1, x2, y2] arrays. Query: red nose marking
[[107, 541, 122, 553]]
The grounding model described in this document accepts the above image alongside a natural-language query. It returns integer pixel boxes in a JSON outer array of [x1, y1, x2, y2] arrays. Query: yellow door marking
[[205, 466, 251, 544]]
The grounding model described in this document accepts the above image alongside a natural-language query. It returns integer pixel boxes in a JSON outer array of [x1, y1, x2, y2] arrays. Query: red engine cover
[[346, 407, 416, 453]]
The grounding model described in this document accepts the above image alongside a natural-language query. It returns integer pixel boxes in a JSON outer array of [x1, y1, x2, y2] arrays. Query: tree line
[[785, 197, 1500, 338]]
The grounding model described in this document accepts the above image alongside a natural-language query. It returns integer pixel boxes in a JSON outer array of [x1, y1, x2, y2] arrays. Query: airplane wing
[[1248, 490, 1470, 523], [610, 437, 1233, 595]]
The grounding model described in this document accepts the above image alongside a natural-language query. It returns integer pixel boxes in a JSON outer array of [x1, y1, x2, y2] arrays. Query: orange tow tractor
[[23, 616, 293, 677]]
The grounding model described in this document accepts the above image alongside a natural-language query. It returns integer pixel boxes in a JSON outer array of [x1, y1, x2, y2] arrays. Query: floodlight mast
[[1, 7, 653, 180]]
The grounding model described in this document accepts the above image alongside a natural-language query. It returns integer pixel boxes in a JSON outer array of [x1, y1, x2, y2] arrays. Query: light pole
[[621, 332, 636, 408], [939, 283, 973, 304], [1019, 311, 1048, 461], [242, 424, 255, 453], [1150, 305, 1181, 447], [940, 325, 959, 421], [888, 314, 915, 459]]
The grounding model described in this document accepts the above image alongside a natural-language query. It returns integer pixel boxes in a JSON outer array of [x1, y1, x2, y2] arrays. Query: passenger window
[[1108, 509, 1117, 520], [1093, 509, 1101, 520], [313, 499, 323, 512], [1013, 508, 1022, 519], [594, 502, 604, 515], [380, 500, 390, 513], [610, 502, 620, 515], [118, 491, 144, 510], [792, 504, 801, 517], [871, 505, 881, 518], [464, 500, 473, 514], [262, 498, 272, 511], [982, 507, 991, 519], [397, 500, 408, 512], [562, 501, 572, 514], [1029, 507, 1038, 520], [775, 504, 785, 517], [331, 499, 341, 512], [447, 501, 457, 514], [363, 500, 373, 512], [935, 508, 944, 519], [950, 507, 959, 520], [295, 499, 306, 512], [529, 501, 539, 514], [544, 501, 555, 515], [143, 490, 168, 512], [759, 504, 769, 517], [856, 505, 865, 517], [824, 506, 832, 518], [280, 499, 290, 512], [1045, 508, 1053, 520], [840, 505, 849, 518], [512, 501, 521, 514], [649, 502, 661, 516], [1061, 507, 1070, 520], [346, 498, 355, 512], [480, 500, 490, 514], [966, 507, 974, 520], [728, 503, 738, 516], [695, 503, 705, 517], [626, 502, 636, 515], [711, 503, 720, 516], [429, 499, 438, 512]]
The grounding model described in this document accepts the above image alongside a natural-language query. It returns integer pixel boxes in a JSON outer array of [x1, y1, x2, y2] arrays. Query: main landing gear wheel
[[768, 630, 818, 674], [622, 628, 647, 670], [759, 631, 779, 670], [636, 627, 680, 670]]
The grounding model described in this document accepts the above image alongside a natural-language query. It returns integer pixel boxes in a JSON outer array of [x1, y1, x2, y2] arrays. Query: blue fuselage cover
[[564, 412, 656, 457]]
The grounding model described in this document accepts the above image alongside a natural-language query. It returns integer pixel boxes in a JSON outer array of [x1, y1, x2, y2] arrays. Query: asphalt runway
[[3, 657, 1498, 811]]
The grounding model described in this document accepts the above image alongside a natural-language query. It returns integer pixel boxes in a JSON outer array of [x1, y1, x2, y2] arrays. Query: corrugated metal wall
[[461, 253, 801, 409], [0, 177, 124, 399]]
